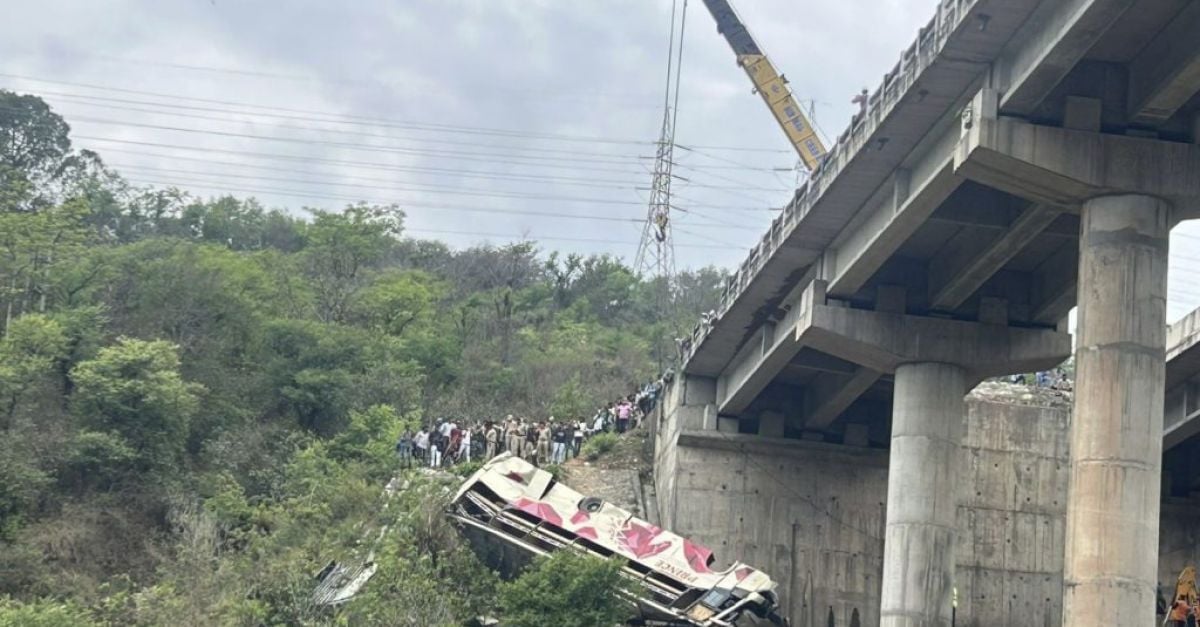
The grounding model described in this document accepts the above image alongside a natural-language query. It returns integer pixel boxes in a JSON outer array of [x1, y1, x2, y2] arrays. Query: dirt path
[[562, 429, 653, 518]]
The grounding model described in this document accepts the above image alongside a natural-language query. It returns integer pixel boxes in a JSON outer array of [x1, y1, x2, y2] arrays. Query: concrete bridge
[[1165, 308, 1200, 501], [659, 1, 1200, 625]]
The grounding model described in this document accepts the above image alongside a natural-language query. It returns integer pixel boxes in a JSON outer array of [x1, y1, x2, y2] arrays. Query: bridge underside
[[666, 0, 1200, 625], [685, 0, 1200, 442]]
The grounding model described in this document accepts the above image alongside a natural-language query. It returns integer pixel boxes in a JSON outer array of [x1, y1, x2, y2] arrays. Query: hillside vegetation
[[0, 90, 721, 624]]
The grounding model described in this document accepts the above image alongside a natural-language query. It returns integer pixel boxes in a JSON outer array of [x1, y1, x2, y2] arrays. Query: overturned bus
[[449, 453, 786, 626]]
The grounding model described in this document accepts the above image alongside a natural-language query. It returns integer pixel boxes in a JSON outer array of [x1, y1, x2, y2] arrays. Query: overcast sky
[[4, 0, 1200, 321]]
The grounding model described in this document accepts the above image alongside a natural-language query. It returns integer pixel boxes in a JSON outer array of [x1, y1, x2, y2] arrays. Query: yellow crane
[[699, 0, 827, 171]]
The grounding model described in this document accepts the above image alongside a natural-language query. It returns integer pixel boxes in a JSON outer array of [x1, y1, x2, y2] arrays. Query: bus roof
[[454, 452, 776, 595]]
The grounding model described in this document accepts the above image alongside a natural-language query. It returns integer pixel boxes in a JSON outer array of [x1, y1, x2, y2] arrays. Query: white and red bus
[[450, 453, 786, 626]]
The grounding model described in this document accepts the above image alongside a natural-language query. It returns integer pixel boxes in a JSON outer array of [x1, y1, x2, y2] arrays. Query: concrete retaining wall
[[652, 380, 1073, 627], [954, 385, 1070, 627]]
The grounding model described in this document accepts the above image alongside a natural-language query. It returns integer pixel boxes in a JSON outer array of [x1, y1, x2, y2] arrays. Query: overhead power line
[[69, 136, 773, 212], [121, 176, 736, 251], [119, 172, 752, 234], [77, 135, 646, 177], [35, 92, 654, 160], [27, 112, 647, 167], [80, 53, 665, 105], [114, 162, 768, 215], [4, 101, 791, 198], [0, 74, 792, 154], [118, 167, 648, 206], [403, 227, 732, 250], [90, 140, 772, 198], [99, 148, 646, 189]]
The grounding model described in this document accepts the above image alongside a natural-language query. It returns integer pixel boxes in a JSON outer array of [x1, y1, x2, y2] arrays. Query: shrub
[[580, 432, 618, 461], [542, 463, 568, 482], [498, 551, 632, 627], [450, 460, 484, 477], [0, 597, 100, 627]]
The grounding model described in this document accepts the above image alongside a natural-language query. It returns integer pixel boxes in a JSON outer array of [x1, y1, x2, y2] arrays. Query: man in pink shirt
[[616, 400, 632, 434]]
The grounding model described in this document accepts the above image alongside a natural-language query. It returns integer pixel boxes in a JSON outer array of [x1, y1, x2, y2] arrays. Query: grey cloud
[[2, 0, 944, 270]]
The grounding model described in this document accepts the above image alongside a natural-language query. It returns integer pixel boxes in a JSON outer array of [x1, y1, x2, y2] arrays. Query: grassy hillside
[[0, 89, 722, 625]]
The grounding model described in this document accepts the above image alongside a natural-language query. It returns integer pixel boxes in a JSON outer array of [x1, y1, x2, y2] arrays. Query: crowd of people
[[393, 376, 669, 470], [1008, 366, 1073, 391]]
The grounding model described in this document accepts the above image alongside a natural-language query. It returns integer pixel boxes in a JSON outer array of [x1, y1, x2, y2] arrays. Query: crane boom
[[700, 0, 826, 171]]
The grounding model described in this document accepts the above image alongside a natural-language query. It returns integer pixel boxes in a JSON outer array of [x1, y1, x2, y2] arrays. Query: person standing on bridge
[[852, 87, 869, 121]]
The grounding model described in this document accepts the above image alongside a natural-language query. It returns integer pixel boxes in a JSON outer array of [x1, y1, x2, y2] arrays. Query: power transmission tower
[[633, 118, 679, 287], [635, 0, 688, 370]]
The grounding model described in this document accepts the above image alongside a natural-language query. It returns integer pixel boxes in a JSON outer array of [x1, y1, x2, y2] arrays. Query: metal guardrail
[[680, 0, 977, 366]]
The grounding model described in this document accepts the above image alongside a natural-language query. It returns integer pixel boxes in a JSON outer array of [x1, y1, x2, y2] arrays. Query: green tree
[[353, 270, 440, 337], [0, 313, 68, 424], [498, 551, 633, 627], [259, 320, 421, 436], [0, 440, 50, 540], [0, 90, 72, 211], [0, 200, 91, 330], [70, 338, 203, 473], [328, 404, 418, 470], [549, 373, 589, 420], [304, 203, 404, 323]]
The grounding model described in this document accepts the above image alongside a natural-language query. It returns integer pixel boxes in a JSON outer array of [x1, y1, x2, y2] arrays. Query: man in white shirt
[[459, 427, 472, 462], [413, 429, 429, 464], [573, 420, 586, 458]]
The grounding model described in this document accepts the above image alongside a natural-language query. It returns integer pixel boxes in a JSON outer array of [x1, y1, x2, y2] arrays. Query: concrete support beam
[[928, 202, 1078, 238], [1128, 0, 1200, 124], [955, 112, 1200, 217], [827, 117, 965, 298], [715, 281, 823, 414], [997, 0, 1130, 115], [716, 324, 797, 415], [794, 280, 1072, 381], [791, 350, 857, 376], [803, 366, 881, 430], [929, 203, 1061, 311], [1062, 194, 1171, 627], [880, 362, 965, 627]]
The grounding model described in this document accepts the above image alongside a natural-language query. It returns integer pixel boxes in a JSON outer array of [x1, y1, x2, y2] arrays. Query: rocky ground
[[562, 428, 657, 522], [970, 379, 1073, 408]]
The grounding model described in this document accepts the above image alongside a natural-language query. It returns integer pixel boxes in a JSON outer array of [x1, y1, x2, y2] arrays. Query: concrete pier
[[1062, 194, 1171, 627], [880, 363, 965, 627]]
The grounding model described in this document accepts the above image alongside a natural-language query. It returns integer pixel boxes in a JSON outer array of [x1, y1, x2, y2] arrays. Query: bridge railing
[[680, 0, 977, 367]]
